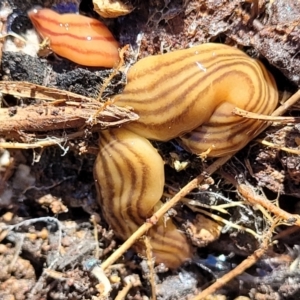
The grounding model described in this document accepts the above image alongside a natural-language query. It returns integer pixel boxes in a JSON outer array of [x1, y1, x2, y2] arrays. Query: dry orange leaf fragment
[[93, 0, 133, 18]]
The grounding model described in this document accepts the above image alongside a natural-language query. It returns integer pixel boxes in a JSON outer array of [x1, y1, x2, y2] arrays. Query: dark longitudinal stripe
[[95, 128, 192, 267], [107, 133, 138, 227], [97, 132, 125, 236], [52, 42, 117, 57], [208, 119, 261, 145], [151, 230, 186, 253], [183, 118, 265, 155], [118, 61, 262, 121], [100, 132, 137, 236], [123, 139, 156, 220], [121, 51, 257, 100], [115, 133, 152, 226], [97, 130, 161, 238], [118, 54, 250, 106], [114, 44, 277, 148], [125, 45, 248, 88], [101, 131, 142, 234]]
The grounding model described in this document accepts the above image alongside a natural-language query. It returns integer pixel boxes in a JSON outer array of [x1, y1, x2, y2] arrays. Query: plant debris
[[1, 0, 300, 299]]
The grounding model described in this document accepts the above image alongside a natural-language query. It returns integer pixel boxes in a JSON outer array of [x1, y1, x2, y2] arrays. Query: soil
[[1, 0, 300, 299]]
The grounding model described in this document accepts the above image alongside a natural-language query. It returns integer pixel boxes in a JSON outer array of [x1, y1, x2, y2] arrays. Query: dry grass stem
[[96, 45, 129, 103], [256, 139, 300, 155], [185, 204, 260, 239], [91, 215, 100, 259], [233, 107, 300, 123], [271, 89, 300, 116]]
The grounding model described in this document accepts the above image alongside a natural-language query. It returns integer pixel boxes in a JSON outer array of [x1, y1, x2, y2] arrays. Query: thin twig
[[92, 46, 130, 123], [0, 130, 87, 149], [0, 125, 122, 150], [233, 107, 300, 123], [90, 215, 100, 260], [234, 89, 300, 121], [272, 225, 300, 241], [256, 139, 300, 155], [96, 45, 129, 103], [143, 236, 157, 300], [9, 233, 24, 270], [0, 104, 138, 135], [237, 183, 300, 226], [192, 220, 277, 299], [184, 204, 260, 239], [115, 275, 141, 300], [272, 90, 300, 116], [115, 283, 132, 300]]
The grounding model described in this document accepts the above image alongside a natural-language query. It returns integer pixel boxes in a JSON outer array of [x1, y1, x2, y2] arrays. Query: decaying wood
[[0, 81, 100, 103], [0, 81, 139, 138], [0, 104, 138, 133]]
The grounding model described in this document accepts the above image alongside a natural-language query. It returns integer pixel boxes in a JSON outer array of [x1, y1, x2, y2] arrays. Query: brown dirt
[[1, 0, 300, 299]]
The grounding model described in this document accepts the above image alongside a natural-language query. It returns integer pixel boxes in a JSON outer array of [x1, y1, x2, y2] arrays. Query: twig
[[0, 130, 87, 149], [91, 215, 100, 259], [0, 81, 138, 144], [233, 107, 300, 123], [221, 170, 300, 226], [234, 89, 300, 121], [96, 45, 129, 102], [272, 89, 300, 116], [0, 102, 138, 134], [237, 183, 300, 226], [9, 233, 24, 270], [115, 275, 141, 300], [83, 259, 112, 296], [115, 283, 132, 300], [192, 220, 277, 299], [256, 139, 300, 155], [184, 204, 260, 239], [0, 125, 125, 150], [143, 236, 157, 300], [91, 45, 130, 122], [272, 225, 300, 241]]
